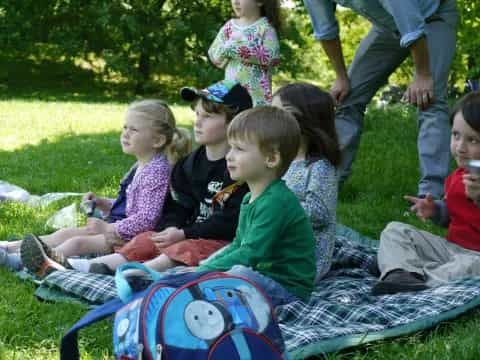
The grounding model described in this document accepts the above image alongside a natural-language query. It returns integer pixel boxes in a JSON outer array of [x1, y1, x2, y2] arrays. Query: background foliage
[[0, 1, 480, 358], [1, 0, 478, 98]]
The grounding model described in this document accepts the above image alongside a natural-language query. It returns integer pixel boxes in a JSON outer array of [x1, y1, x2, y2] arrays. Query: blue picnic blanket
[[34, 225, 480, 358]]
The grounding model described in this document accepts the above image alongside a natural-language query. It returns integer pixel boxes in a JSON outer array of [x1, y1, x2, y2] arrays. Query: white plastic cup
[[466, 160, 480, 176]]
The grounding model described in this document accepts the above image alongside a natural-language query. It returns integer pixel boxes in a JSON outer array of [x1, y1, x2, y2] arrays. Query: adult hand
[[151, 227, 186, 248], [86, 218, 112, 235], [463, 173, 480, 206], [331, 76, 351, 105], [403, 73, 434, 111], [404, 193, 436, 222]]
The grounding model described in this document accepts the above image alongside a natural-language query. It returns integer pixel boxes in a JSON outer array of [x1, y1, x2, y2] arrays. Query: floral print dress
[[283, 158, 338, 281], [208, 17, 280, 106]]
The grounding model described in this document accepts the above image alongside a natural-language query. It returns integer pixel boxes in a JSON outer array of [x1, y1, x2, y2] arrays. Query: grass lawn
[[1, 98, 480, 359]]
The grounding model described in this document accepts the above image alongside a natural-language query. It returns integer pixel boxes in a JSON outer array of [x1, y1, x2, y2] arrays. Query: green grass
[[1, 99, 479, 359]]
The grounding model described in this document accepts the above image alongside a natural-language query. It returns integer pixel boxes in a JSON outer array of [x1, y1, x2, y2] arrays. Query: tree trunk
[[135, 51, 150, 94]]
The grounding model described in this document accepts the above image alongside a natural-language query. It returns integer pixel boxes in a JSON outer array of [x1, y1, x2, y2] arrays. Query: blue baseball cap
[[180, 79, 253, 115]]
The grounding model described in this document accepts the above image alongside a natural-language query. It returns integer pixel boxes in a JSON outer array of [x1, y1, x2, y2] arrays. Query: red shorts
[[115, 231, 229, 266], [114, 231, 159, 262]]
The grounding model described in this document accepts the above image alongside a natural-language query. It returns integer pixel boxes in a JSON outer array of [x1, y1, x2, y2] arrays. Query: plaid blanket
[[35, 225, 480, 358]]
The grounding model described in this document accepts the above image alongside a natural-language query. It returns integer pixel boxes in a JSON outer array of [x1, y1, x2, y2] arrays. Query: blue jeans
[[227, 265, 299, 307], [327, 1, 458, 197]]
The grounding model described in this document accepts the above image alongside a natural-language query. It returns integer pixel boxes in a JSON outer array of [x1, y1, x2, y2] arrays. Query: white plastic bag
[[45, 203, 79, 230], [0, 181, 31, 202], [0, 179, 82, 206], [27, 192, 83, 207]]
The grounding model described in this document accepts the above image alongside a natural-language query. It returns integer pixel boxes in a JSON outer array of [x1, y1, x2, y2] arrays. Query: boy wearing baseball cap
[[55, 80, 253, 275]]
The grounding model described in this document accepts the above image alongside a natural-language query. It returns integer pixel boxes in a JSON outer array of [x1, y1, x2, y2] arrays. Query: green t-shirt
[[197, 179, 316, 301]]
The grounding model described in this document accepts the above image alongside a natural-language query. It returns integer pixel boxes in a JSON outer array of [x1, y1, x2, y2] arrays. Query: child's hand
[[151, 227, 186, 248], [463, 173, 480, 205], [404, 193, 437, 222], [86, 218, 113, 235], [82, 192, 96, 202], [83, 192, 111, 213]]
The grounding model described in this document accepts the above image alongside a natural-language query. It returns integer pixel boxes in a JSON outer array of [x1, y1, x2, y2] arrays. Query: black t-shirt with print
[[156, 146, 248, 241]]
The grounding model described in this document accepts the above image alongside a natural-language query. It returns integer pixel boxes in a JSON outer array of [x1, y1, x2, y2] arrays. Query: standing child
[[272, 82, 341, 280], [208, 0, 281, 106], [197, 106, 317, 305], [24, 80, 252, 276], [372, 91, 480, 295], [17, 100, 191, 277]]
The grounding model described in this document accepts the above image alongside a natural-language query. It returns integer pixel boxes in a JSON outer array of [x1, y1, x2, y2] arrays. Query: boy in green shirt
[[198, 106, 316, 304]]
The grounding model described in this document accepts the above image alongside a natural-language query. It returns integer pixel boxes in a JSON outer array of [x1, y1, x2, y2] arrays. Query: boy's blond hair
[[227, 106, 300, 176]]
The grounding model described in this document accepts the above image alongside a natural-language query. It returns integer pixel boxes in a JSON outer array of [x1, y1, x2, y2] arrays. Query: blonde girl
[[15, 100, 191, 277]]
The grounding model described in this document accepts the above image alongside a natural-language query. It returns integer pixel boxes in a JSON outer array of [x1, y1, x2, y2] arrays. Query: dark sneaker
[[22, 234, 72, 269], [371, 269, 429, 296], [33, 236, 72, 269], [89, 263, 115, 276], [20, 234, 66, 278]]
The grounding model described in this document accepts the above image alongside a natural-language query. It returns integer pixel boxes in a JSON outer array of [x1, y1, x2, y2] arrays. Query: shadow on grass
[[0, 126, 204, 358], [0, 54, 187, 104], [0, 132, 127, 358], [0, 123, 194, 195], [0, 131, 129, 194]]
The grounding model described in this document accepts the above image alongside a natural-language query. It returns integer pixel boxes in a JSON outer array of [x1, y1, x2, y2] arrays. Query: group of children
[[1, 0, 480, 310], [0, 78, 339, 306]]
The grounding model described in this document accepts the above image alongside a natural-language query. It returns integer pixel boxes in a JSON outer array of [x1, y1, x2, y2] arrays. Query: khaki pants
[[378, 222, 480, 286]]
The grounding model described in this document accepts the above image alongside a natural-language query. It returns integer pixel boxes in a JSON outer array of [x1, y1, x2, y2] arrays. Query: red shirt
[[445, 168, 480, 251]]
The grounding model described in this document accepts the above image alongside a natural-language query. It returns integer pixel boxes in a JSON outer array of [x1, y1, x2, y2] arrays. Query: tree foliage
[[0, 0, 478, 95], [454, 0, 480, 82], [0, 0, 315, 93]]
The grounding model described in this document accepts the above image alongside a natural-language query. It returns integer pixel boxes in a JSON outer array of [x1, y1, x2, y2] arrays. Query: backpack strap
[[60, 295, 141, 360], [211, 181, 245, 209], [231, 330, 252, 360], [61, 270, 214, 360], [115, 262, 165, 303]]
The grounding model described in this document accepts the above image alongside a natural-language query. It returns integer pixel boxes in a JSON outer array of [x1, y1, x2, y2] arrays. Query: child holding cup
[[372, 91, 480, 295]]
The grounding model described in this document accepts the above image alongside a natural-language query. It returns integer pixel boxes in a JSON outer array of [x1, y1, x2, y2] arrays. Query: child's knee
[[381, 221, 411, 238]]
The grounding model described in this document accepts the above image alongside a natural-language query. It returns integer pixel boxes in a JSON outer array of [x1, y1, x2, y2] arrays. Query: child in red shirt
[[373, 91, 480, 295]]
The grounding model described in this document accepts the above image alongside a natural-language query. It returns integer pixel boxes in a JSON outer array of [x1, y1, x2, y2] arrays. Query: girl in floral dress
[[208, 0, 281, 106], [273, 83, 341, 281]]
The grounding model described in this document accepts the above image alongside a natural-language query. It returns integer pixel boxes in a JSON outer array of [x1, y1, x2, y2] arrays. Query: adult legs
[[336, 27, 408, 184], [416, 18, 457, 198]]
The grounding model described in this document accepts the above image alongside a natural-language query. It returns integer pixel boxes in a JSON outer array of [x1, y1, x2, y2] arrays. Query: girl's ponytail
[[127, 99, 191, 164], [165, 127, 192, 164]]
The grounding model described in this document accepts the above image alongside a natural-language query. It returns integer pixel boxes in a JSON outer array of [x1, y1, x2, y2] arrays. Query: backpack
[[60, 263, 288, 360]]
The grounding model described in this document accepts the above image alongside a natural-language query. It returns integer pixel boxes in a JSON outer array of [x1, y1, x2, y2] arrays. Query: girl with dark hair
[[272, 82, 340, 281]]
